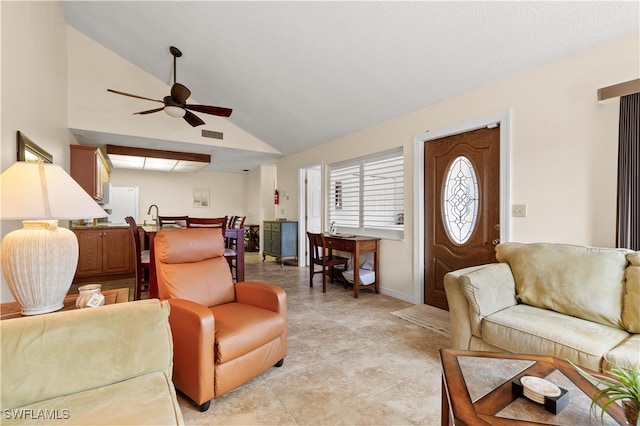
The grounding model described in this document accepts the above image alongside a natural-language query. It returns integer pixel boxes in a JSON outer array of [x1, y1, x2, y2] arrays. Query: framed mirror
[[17, 131, 53, 163]]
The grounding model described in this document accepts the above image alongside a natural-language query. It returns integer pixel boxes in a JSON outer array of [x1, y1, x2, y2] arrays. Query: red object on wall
[[274, 189, 279, 205]]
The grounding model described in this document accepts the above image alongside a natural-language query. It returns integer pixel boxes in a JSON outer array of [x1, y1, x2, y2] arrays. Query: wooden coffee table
[[439, 349, 627, 425]]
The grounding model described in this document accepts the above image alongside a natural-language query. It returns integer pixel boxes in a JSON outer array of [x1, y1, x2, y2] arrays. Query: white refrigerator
[[104, 186, 139, 224]]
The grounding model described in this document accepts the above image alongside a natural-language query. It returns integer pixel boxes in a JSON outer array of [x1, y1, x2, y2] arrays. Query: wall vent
[[202, 129, 223, 140]]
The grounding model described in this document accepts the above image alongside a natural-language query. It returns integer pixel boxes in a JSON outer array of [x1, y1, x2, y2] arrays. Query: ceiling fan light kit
[[164, 105, 186, 118], [108, 46, 232, 127]]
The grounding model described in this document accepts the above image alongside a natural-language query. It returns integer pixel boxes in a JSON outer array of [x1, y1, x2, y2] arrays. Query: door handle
[[492, 239, 500, 246]]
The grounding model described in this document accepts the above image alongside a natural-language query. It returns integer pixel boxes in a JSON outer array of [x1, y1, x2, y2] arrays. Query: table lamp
[[0, 161, 107, 315]]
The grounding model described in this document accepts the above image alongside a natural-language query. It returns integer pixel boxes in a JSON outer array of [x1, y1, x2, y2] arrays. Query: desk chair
[[307, 232, 349, 293], [125, 216, 150, 300], [158, 216, 189, 228]]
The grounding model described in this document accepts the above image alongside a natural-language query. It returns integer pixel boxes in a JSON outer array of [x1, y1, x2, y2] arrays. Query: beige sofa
[[0, 299, 184, 425], [444, 242, 639, 372]]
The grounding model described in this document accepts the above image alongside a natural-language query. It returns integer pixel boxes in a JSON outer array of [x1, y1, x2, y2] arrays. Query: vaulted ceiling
[[61, 1, 639, 170]]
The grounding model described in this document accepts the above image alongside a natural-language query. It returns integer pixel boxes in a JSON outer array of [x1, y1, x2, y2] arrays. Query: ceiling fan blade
[[134, 107, 165, 115], [171, 83, 191, 104], [185, 104, 233, 117], [183, 110, 205, 127], [107, 89, 163, 103]]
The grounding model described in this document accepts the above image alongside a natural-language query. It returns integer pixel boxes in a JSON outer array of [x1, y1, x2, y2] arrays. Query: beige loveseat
[[0, 299, 184, 425], [444, 242, 639, 372]]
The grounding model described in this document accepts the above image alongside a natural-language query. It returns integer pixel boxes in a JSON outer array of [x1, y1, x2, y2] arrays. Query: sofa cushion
[[622, 252, 640, 332], [2, 371, 183, 425], [0, 300, 173, 410], [495, 242, 630, 329], [482, 304, 630, 371], [603, 334, 640, 372], [211, 302, 286, 364], [459, 263, 517, 337]]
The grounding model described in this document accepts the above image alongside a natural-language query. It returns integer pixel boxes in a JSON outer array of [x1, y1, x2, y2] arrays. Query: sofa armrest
[[235, 282, 287, 316], [444, 265, 488, 349], [167, 299, 215, 406], [445, 263, 518, 348]]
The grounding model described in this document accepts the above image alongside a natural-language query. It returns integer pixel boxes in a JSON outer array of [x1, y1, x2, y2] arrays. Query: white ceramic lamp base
[[1, 220, 79, 315]]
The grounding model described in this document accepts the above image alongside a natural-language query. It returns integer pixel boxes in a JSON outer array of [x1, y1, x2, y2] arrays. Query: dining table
[[141, 225, 245, 298]]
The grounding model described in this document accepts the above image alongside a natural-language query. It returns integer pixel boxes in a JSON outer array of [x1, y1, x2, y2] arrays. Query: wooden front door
[[424, 126, 500, 310]]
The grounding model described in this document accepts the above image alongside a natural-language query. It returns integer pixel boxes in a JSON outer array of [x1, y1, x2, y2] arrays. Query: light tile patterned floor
[[91, 253, 450, 425]]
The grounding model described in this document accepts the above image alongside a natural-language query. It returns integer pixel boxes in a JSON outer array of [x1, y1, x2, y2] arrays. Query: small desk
[[142, 226, 245, 298], [439, 349, 626, 426], [322, 234, 380, 298], [0, 288, 130, 320]]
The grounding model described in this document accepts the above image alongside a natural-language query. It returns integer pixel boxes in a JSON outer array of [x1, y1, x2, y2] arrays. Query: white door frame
[[298, 163, 323, 267], [412, 110, 512, 304]]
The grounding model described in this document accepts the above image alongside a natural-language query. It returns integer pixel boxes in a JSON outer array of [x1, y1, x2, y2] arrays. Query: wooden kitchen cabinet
[[73, 228, 133, 278], [262, 221, 298, 266], [70, 145, 110, 201]]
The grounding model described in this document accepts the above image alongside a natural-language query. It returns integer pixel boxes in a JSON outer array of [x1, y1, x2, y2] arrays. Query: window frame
[[327, 147, 404, 240]]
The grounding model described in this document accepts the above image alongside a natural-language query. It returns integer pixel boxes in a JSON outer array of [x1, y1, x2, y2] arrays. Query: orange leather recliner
[[154, 227, 287, 412]]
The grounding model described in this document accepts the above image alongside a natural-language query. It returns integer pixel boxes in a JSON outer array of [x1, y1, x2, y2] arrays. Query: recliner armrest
[[235, 281, 287, 315], [166, 299, 215, 406]]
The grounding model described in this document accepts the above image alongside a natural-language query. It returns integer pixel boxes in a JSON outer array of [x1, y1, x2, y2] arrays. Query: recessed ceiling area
[[106, 145, 211, 173], [70, 129, 283, 173]]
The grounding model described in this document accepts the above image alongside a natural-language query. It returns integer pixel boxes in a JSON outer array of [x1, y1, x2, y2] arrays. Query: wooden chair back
[[307, 232, 349, 293], [187, 216, 228, 234], [125, 216, 150, 300], [158, 215, 189, 228]]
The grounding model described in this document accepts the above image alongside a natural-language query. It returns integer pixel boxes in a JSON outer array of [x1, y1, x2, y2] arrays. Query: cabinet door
[[280, 223, 298, 257], [262, 222, 273, 253], [102, 229, 132, 274], [74, 230, 102, 277], [271, 231, 282, 255]]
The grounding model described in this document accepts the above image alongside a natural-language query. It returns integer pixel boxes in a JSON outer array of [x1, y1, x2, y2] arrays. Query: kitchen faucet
[[147, 204, 159, 227]]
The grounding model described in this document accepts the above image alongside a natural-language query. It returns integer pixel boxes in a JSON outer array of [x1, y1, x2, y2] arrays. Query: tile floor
[[87, 253, 450, 425]]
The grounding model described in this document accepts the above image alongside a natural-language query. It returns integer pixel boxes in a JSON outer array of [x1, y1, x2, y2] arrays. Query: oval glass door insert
[[443, 156, 479, 244]]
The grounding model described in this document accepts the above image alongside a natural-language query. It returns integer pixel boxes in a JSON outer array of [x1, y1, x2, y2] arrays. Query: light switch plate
[[512, 204, 527, 217]]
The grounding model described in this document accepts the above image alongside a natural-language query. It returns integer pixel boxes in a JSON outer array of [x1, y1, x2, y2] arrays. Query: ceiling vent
[[105, 145, 210, 173], [202, 129, 223, 140]]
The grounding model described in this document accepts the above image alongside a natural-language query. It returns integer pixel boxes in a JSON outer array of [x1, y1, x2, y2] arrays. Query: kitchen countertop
[[70, 222, 129, 229], [140, 224, 182, 233]]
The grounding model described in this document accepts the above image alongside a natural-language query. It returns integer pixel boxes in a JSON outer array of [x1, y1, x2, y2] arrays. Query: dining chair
[[158, 215, 189, 228], [187, 216, 228, 231], [307, 232, 349, 293], [125, 216, 150, 300], [225, 216, 246, 281]]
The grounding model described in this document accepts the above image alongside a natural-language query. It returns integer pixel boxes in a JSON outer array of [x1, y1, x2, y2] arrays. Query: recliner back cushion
[[495, 242, 630, 329], [155, 228, 235, 306]]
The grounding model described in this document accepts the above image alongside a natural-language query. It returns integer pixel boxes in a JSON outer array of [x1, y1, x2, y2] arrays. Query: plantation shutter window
[[328, 148, 404, 240]]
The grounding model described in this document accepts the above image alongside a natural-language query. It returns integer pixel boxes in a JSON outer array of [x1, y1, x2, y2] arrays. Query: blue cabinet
[[263, 221, 298, 266]]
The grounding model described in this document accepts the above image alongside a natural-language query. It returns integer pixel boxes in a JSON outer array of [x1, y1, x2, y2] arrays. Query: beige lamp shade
[[0, 162, 107, 219], [1, 162, 107, 315]]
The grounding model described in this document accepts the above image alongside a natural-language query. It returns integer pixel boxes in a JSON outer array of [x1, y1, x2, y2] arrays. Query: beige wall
[[109, 168, 247, 223], [1, 1, 72, 302], [279, 33, 640, 302]]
